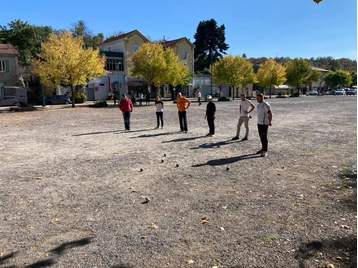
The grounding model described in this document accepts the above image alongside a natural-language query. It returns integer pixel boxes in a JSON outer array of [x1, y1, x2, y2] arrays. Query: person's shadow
[[191, 139, 242, 149], [192, 153, 261, 167], [162, 136, 205, 143]]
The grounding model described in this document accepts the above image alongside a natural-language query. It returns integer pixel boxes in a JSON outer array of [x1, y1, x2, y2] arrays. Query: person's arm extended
[[245, 103, 256, 114], [186, 99, 191, 109], [268, 110, 272, 126]]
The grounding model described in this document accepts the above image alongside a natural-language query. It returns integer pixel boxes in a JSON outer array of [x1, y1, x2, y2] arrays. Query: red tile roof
[[103, 30, 149, 45], [160, 37, 194, 48], [0, 44, 19, 56]]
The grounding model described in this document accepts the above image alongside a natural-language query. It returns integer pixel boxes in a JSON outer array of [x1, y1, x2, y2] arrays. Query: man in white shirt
[[256, 93, 272, 157], [232, 94, 256, 141]]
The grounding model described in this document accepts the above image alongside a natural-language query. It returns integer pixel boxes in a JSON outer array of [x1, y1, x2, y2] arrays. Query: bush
[[290, 90, 302, 97], [19, 101, 34, 108], [92, 101, 108, 108], [75, 93, 87, 103], [218, 96, 230, 101]]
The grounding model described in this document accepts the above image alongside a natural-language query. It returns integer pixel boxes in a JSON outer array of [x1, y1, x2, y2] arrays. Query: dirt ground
[[0, 96, 356, 268]]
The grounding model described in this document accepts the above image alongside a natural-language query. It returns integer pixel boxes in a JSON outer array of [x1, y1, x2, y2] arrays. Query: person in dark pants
[[154, 95, 164, 129], [205, 95, 216, 136], [176, 93, 191, 133], [197, 90, 202, 105], [119, 93, 133, 131], [146, 91, 150, 106], [256, 93, 272, 157], [113, 93, 117, 106]]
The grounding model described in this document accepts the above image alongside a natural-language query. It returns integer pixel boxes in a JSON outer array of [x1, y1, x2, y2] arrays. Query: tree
[[313, 0, 325, 3], [285, 58, 311, 95], [304, 70, 322, 89], [350, 72, 357, 87], [0, 19, 53, 66], [212, 55, 256, 99], [324, 70, 352, 89], [256, 59, 286, 98], [193, 19, 229, 73], [33, 31, 108, 107], [70, 20, 104, 49]]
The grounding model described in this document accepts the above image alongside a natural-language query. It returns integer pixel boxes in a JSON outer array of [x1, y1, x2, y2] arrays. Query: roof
[[160, 37, 195, 48], [103, 30, 150, 45], [311, 66, 330, 72], [0, 44, 19, 56]]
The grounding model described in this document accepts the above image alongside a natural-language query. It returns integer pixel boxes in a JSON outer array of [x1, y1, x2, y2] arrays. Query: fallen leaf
[[141, 236, 147, 239], [36, 177, 43, 180], [50, 218, 59, 224], [340, 225, 350, 229], [336, 256, 342, 260], [201, 217, 209, 224], [151, 224, 158, 230], [26, 225, 34, 229], [187, 260, 194, 264]]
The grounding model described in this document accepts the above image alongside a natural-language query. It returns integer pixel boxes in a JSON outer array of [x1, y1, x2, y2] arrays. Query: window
[[0, 61, 5, 72], [134, 44, 139, 52], [105, 58, 124, 71], [182, 50, 187, 60]]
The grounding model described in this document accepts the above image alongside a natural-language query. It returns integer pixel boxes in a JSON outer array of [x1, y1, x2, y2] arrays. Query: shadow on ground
[[295, 236, 357, 268], [73, 130, 121, 136], [0, 237, 92, 268], [192, 153, 261, 167], [162, 136, 206, 143], [132, 132, 178, 138], [191, 139, 241, 149]]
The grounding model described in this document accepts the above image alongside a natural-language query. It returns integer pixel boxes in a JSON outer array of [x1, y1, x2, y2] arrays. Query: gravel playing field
[[0, 95, 356, 268]]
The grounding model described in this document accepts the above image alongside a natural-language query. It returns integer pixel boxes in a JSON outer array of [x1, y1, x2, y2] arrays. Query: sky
[[2, 0, 357, 60]]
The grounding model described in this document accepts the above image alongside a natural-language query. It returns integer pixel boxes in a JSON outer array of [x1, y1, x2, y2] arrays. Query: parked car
[[0, 96, 18, 106], [346, 88, 357, 95], [308, 90, 318, 96], [46, 95, 71, 105], [335, 89, 346, 95]]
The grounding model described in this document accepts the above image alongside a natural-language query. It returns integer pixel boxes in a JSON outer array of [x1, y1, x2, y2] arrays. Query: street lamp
[[116, 61, 122, 100]]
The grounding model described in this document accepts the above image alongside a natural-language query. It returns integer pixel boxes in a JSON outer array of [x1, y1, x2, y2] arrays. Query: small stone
[[140, 168, 143, 172], [187, 260, 194, 264], [340, 225, 350, 229], [164, 153, 167, 157], [176, 164, 179, 167], [226, 167, 230, 171], [161, 159, 164, 163], [36, 177, 43, 180], [336, 256, 342, 260], [142, 197, 150, 204]]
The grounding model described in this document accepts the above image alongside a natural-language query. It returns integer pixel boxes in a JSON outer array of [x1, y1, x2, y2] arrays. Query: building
[[0, 43, 20, 89], [86, 30, 150, 101]]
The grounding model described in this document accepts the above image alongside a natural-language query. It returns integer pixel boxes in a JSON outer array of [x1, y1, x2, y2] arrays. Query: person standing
[[232, 94, 256, 141], [256, 93, 272, 157], [154, 95, 164, 129], [113, 93, 117, 106], [176, 93, 191, 133], [197, 90, 202, 105], [139, 92, 143, 106], [205, 95, 216, 136], [119, 93, 133, 131], [146, 91, 150, 106]]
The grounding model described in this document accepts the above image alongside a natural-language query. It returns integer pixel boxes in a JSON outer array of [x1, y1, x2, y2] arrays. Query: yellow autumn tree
[[130, 43, 191, 98], [212, 55, 256, 99], [256, 59, 287, 98], [33, 31, 107, 107]]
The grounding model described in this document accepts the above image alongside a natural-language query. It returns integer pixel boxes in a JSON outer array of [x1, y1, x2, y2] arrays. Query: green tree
[[350, 72, 357, 87], [286, 58, 312, 95], [193, 19, 229, 73], [212, 55, 256, 99], [0, 19, 53, 66], [33, 31, 108, 107], [324, 70, 352, 89], [70, 20, 104, 49], [256, 59, 287, 98], [304, 70, 322, 89], [313, 0, 325, 3]]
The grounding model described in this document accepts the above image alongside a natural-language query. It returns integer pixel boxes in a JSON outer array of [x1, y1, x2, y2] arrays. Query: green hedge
[[75, 93, 87, 103]]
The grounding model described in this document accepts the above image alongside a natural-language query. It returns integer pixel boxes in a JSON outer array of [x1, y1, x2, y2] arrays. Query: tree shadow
[[49, 237, 92, 256], [73, 130, 121, 136], [295, 236, 357, 268], [115, 129, 154, 134], [191, 139, 241, 149], [162, 136, 206, 143], [192, 153, 261, 167]]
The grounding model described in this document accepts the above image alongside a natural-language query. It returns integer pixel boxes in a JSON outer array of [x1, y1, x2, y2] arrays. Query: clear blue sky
[[3, 0, 357, 60]]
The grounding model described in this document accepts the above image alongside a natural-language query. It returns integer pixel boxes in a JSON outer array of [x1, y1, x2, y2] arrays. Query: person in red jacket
[[119, 93, 133, 130]]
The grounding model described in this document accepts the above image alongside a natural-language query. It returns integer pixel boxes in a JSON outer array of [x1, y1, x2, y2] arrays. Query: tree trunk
[[71, 85, 75, 108], [269, 86, 272, 98]]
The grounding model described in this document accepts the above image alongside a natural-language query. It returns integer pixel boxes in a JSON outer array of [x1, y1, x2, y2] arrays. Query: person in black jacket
[[204, 95, 216, 136]]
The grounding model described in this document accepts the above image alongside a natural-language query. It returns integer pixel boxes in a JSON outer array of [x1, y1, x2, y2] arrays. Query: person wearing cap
[[205, 95, 216, 136], [176, 92, 191, 133], [119, 93, 133, 131]]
